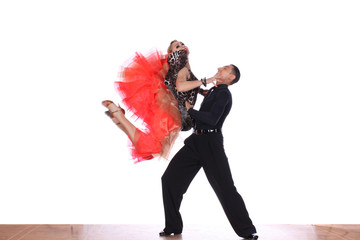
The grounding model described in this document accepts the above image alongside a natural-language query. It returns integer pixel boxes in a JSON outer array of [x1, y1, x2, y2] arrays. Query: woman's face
[[169, 41, 189, 54]]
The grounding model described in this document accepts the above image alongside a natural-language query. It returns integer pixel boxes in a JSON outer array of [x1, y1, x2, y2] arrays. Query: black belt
[[194, 129, 221, 135]]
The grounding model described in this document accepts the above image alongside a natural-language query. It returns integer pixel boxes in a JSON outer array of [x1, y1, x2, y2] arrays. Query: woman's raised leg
[[102, 100, 137, 145]]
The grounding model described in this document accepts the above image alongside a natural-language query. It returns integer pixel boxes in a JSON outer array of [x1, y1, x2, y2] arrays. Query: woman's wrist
[[201, 78, 207, 87]]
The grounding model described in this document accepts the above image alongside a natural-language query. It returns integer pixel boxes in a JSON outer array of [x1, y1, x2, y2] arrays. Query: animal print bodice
[[164, 50, 199, 131]]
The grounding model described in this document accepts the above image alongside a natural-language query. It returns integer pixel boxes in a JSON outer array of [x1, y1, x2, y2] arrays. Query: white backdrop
[[0, 0, 359, 225]]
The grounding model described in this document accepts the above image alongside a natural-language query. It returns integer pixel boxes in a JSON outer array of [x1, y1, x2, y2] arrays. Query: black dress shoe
[[159, 231, 181, 236], [245, 234, 259, 240]]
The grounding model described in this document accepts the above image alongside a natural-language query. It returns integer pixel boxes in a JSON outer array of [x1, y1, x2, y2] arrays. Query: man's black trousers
[[161, 133, 256, 238]]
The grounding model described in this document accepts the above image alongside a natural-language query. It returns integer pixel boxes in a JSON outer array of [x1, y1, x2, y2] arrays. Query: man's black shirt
[[188, 84, 232, 130]]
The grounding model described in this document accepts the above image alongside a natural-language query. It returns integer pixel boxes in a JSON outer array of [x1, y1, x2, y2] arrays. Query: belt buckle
[[195, 129, 203, 135]]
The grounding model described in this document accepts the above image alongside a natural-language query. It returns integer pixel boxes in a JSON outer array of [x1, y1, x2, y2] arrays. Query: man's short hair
[[230, 64, 241, 85]]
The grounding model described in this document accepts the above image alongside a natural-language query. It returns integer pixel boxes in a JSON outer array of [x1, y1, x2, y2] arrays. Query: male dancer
[[160, 64, 258, 240]]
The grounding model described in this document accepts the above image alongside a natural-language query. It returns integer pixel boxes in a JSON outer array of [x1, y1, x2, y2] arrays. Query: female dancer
[[102, 40, 215, 162]]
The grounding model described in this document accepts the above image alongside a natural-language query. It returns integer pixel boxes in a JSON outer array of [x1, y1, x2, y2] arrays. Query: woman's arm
[[175, 67, 216, 92]]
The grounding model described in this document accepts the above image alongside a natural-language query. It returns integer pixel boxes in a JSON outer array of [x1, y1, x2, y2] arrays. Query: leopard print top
[[165, 50, 199, 131]]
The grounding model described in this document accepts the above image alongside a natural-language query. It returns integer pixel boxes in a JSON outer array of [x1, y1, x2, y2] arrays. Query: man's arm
[[187, 90, 230, 126]]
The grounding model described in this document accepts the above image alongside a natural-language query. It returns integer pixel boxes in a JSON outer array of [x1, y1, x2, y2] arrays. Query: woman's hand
[[206, 76, 217, 86], [213, 72, 225, 85], [185, 101, 194, 111]]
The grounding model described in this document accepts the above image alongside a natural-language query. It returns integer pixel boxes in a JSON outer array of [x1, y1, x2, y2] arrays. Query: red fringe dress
[[114, 50, 181, 163]]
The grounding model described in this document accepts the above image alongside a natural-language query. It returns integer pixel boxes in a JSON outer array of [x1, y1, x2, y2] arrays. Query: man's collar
[[215, 84, 228, 89]]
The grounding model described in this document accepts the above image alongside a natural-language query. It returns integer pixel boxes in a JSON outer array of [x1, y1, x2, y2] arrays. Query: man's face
[[215, 65, 235, 84]]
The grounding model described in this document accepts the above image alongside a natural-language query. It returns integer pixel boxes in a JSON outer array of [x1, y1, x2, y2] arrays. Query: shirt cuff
[[188, 108, 196, 117]]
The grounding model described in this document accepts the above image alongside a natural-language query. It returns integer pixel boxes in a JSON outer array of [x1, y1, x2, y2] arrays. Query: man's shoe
[[245, 234, 259, 240], [159, 231, 181, 236]]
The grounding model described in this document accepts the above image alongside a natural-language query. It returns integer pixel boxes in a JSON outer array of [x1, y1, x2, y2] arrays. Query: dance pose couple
[[102, 40, 258, 240]]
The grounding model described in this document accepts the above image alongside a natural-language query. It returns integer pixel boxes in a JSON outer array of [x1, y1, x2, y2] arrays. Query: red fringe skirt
[[114, 50, 181, 163]]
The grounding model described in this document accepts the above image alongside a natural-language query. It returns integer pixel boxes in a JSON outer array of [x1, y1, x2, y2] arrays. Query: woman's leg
[[102, 100, 137, 145]]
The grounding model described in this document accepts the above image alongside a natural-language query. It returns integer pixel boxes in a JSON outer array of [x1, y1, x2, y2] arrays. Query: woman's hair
[[167, 40, 177, 54]]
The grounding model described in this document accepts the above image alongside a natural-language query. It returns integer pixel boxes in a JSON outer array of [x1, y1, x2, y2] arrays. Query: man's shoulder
[[216, 86, 231, 96]]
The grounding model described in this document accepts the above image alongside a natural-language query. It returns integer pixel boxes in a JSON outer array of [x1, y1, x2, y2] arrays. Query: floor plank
[[0, 224, 359, 240]]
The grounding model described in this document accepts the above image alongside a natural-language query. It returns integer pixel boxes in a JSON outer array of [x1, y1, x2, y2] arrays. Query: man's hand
[[199, 89, 209, 96], [185, 101, 194, 111]]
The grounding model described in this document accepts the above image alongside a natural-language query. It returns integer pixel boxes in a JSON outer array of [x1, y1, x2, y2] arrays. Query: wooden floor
[[0, 224, 359, 240]]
